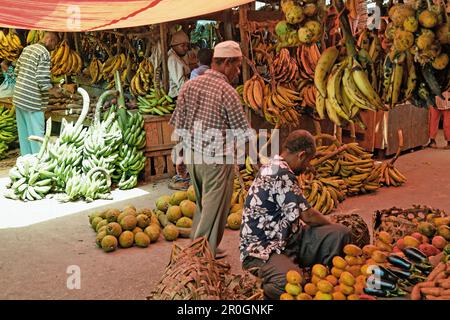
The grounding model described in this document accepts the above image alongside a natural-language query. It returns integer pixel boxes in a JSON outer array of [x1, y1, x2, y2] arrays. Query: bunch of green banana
[[137, 88, 175, 115], [62, 167, 112, 203], [26, 30, 45, 45], [47, 141, 83, 191], [0, 29, 23, 61], [50, 40, 83, 76], [113, 111, 146, 190], [130, 58, 154, 96], [4, 119, 55, 201], [0, 105, 17, 159]]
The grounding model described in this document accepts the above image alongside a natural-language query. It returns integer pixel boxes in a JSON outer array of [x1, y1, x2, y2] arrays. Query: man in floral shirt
[[240, 130, 351, 299]]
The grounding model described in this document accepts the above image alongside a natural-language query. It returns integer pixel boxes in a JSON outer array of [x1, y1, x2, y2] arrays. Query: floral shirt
[[239, 155, 311, 262]]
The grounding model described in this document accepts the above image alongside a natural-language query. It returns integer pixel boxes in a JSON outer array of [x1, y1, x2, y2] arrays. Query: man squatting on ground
[[240, 130, 352, 300]]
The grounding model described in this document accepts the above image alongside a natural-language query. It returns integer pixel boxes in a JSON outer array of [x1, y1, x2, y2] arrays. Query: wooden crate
[[143, 114, 175, 152], [143, 148, 176, 183]]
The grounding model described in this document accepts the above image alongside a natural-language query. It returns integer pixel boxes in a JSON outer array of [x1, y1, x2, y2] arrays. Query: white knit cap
[[170, 30, 189, 46], [213, 41, 242, 58]]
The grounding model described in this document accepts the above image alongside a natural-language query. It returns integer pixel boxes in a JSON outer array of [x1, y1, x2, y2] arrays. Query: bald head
[[41, 32, 59, 51]]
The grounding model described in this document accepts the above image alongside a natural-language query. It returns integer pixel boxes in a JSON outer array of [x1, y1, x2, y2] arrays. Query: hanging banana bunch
[[101, 53, 127, 89], [242, 75, 265, 113], [26, 30, 45, 45], [51, 40, 83, 77], [0, 29, 23, 61], [130, 58, 154, 96], [273, 48, 298, 83], [89, 57, 104, 84]]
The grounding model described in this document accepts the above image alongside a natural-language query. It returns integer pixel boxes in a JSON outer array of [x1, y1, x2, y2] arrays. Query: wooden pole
[[160, 23, 170, 93], [239, 4, 250, 83], [223, 9, 233, 40]]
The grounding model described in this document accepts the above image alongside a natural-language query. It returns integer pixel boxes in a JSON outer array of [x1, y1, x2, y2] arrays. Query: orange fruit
[[325, 275, 338, 286], [297, 293, 313, 300], [339, 271, 356, 287], [332, 291, 346, 300], [312, 264, 328, 278], [280, 293, 295, 300], [285, 283, 302, 296], [331, 266, 344, 278], [314, 292, 333, 300], [304, 283, 318, 296], [332, 256, 347, 269], [339, 283, 354, 295], [311, 275, 322, 285], [343, 244, 362, 256], [286, 270, 302, 285], [317, 280, 334, 293]]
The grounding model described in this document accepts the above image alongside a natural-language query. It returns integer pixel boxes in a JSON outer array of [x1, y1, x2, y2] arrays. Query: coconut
[[419, 10, 438, 29], [394, 30, 414, 51], [285, 5, 305, 25], [119, 231, 134, 248], [298, 27, 313, 44], [432, 53, 449, 70], [389, 4, 415, 27]]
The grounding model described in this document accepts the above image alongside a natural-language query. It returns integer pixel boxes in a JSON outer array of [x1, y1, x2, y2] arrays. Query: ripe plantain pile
[[0, 29, 23, 61], [241, 49, 302, 127], [374, 161, 407, 187], [51, 40, 83, 77], [314, 46, 384, 128], [275, 0, 325, 48], [0, 105, 17, 159], [382, 1, 450, 108], [130, 58, 154, 96]]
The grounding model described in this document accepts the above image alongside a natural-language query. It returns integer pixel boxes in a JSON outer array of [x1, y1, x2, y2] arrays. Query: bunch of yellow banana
[[89, 57, 103, 84], [0, 29, 23, 61], [130, 58, 154, 96], [374, 161, 407, 187], [273, 48, 298, 83], [299, 174, 346, 215], [26, 30, 45, 45], [298, 83, 317, 108], [262, 83, 302, 127], [101, 53, 128, 89], [252, 40, 275, 65], [51, 40, 83, 76], [314, 46, 384, 127], [242, 75, 265, 113]]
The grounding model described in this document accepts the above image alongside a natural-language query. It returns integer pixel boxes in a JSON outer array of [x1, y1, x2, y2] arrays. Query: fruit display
[[382, 1, 450, 108], [89, 206, 161, 253], [0, 29, 23, 61], [373, 205, 449, 243], [154, 188, 197, 241], [26, 30, 45, 45], [136, 87, 175, 115], [314, 46, 384, 127], [130, 58, 154, 97], [276, 0, 325, 48], [50, 40, 83, 77], [295, 43, 321, 109], [4, 118, 54, 201], [0, 105, 17, 159]]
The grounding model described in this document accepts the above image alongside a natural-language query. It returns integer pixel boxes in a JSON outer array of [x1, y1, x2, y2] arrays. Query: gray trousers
[[186, 162, 234, 256], [242, 223, 351, 300]]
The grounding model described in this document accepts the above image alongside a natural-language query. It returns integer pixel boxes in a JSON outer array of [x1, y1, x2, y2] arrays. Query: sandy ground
[[0, 132, 449, 300]]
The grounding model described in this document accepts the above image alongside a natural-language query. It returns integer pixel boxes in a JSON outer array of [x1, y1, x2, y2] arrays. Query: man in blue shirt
[[190, 48, 213, 80], [240, 130, 351, 299]]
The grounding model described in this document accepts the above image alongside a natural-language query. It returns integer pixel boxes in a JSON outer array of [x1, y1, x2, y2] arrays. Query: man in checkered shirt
[[170, 41, 252, 258]]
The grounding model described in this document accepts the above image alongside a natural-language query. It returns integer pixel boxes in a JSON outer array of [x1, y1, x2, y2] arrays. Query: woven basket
[[329, 213, 370, 248], [148, 237, 263, 300]]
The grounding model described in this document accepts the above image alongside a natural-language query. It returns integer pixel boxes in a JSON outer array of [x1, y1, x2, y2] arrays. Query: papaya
[[403, 235, 421, 248]]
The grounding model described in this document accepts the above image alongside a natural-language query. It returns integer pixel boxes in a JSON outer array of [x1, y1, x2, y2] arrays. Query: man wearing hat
[[170, 40, 251, 258], [167, 30, 192, 190]]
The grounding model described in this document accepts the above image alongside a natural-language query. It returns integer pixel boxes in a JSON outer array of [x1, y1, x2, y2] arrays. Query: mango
[[285, 283, 302, 296], [375, 240, 393, 252], [343, 244, 363, 257], [372, 250, 388, 263], [437, 225, 450, 241], [297, 293, 313, 300], [339, 283, 354, 295], [339, 271, 355, 287], [314, 292, 333, 300], [317, 280, 333, 293], [312, 264, 328, 279], [378, 231, 393, 244], [332, 256, 347, 269], [345, 255, 361, 266], [304, 283, 318, 296], [362, 245, 379, 257], [280, 293, 295, 300], [331, 267, 344, 278], [404, 235, 421, 248], [332, 291, 346, 300], [325, 275, 338, 286]]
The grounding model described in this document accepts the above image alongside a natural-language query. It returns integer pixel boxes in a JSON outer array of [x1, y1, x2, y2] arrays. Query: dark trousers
[[242, 224, 351, 300]]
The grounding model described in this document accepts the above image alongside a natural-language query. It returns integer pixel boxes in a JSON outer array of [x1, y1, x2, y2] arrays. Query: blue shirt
[[190, 65, 210, 80], [239, 155, 311, 262]]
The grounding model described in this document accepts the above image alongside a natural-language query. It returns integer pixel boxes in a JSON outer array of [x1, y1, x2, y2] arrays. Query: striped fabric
[[13, 44, 52, 112]]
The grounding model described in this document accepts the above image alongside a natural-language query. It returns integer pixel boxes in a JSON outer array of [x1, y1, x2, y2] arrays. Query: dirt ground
[[0, 133, 449, 300]]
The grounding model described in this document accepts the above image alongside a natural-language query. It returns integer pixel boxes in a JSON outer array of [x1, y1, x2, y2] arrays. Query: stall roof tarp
[[0, 0, 253, 32]]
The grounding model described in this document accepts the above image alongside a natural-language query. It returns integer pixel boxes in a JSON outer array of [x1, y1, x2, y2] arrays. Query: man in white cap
[[167, 30, 192, 190], [170, 40, 251, 258]]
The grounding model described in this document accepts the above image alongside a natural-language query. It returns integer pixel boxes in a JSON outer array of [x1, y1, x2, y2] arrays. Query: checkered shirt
[[169, 69, 251, 158]]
